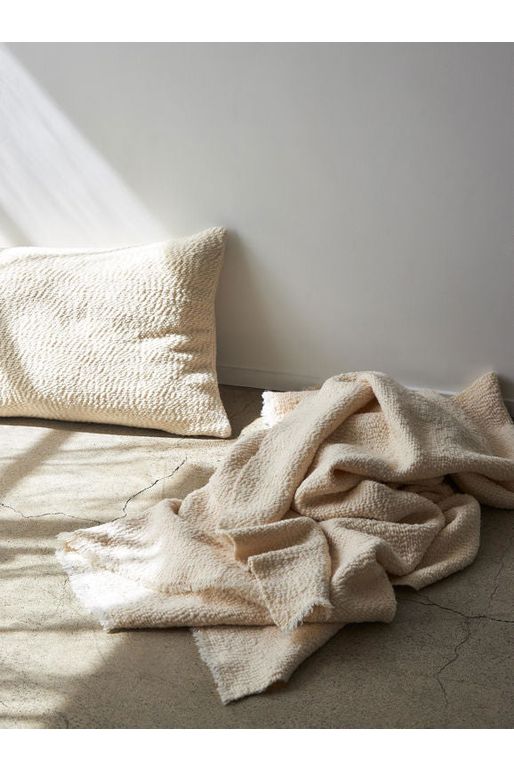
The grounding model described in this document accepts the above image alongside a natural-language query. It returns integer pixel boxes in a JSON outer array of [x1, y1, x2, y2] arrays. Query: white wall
[[4, 43, 514, 404]]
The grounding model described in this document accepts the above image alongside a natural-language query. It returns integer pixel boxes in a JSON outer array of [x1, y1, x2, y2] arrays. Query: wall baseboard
[[218, 364, 514, 417], [218, 365, 320, 391]]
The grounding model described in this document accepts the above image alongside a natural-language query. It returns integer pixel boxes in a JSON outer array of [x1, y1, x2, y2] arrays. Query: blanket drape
[[57, 371, 514, 703]]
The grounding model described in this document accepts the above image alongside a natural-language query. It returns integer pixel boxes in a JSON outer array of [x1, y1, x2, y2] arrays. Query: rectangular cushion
[[0, 227, 231, 437]]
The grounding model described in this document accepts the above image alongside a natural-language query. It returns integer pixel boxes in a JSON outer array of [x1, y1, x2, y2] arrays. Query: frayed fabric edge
[[261, 390, 280, 428], [55, 547, 117, 632], [191, 627, 290, 705], [278, 598, 334, 633]]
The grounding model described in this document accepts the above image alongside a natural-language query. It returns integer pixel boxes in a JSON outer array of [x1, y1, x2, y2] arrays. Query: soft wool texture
[[0, 228, 230, 437], [57, 371, 514, 703]]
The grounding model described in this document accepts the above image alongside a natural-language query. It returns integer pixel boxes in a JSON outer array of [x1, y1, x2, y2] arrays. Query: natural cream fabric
[[0, 228, 230, 437], [57, 371, 514, 702]]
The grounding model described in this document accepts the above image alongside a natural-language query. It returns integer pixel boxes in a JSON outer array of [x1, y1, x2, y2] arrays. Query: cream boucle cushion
[[0, 227, 231, 437]]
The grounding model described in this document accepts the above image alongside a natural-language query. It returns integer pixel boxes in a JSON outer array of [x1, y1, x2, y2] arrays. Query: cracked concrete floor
[[0, 384, 513, 728]]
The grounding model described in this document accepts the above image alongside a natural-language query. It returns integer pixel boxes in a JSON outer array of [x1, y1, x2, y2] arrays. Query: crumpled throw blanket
[[57, 371, 514, 703]]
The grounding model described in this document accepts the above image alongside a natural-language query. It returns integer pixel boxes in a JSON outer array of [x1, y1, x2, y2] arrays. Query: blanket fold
[[57, 371, 514, 702]]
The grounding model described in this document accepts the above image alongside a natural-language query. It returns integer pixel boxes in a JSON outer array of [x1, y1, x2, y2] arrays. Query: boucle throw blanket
[[57, 371, 514, 703]]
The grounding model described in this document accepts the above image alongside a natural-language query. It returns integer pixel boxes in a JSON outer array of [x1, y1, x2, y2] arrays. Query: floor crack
[[433, 615, 472, 715], [120, 457, 187, 518], [0, 499, 102, 524], [487, 533, 513, 610], [1, 457, 188, 525], [401, 590, 513, 718], [402, 593, 514, 624]]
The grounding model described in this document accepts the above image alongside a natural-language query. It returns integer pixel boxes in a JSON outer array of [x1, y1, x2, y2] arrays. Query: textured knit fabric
[[0, 228, 230, 437], [57, 371, 514, 702]]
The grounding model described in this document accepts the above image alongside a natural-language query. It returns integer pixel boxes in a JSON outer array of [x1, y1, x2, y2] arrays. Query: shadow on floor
[[43, 510, 514, 728]]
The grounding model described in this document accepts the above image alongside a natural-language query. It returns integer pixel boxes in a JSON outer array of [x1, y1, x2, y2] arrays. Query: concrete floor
[[0, 384, 512, 728]]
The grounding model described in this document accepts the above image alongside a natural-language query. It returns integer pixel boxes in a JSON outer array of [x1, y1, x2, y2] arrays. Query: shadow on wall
[[0, 45, 166, 247], [0, 46, 324, 384]]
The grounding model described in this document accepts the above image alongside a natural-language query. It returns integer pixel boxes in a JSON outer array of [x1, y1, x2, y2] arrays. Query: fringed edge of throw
[[191, 627, 289, 705], [55, 541, 119, 632], [279, 597, 334, 633], [191, 628, 237, 704], [261, 390, 279, 428]]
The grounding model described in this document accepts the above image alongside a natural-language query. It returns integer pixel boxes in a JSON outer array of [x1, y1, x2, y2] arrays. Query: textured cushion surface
[[0, 227, 231, 437]]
